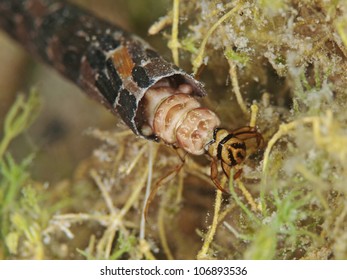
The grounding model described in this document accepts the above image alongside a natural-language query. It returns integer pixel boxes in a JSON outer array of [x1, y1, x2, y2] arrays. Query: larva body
[[142, 81, 221, 155]]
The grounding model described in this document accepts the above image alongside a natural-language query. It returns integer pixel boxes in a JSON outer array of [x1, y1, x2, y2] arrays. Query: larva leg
[[174, 147, 188, 162], [222, 161, 242, 179], [144, 149, 186, 220], [210, 158, 229, 193], [232, 126, 263, 147]]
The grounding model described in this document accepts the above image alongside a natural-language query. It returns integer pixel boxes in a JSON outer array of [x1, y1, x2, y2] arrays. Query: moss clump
[[0, 89, 47, 259]]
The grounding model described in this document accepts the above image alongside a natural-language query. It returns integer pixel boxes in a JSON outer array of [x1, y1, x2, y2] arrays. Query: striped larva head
[[207, 126, 262, 192], [208, 128, 247, 167], [219, 135, 246, 167]]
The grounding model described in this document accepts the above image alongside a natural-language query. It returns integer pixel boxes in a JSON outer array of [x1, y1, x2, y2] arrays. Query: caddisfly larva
[[0, 0, 262, 193], [140, 78, 261, 192]]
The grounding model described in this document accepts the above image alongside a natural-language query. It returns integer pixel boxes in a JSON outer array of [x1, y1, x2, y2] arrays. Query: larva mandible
[[0, 0, 261, 191]]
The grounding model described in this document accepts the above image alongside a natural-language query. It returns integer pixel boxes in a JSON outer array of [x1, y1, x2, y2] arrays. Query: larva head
[[207, 128, 247, 167], [207, 127, 262, 184], [219, 135, 246, 167]]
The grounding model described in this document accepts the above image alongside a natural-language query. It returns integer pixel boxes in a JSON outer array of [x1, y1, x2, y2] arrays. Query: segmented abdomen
[[143, 83, 220, 155], [0, 0, 206, 138]]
